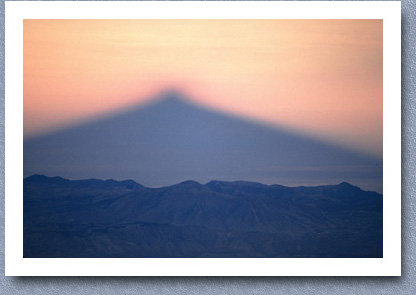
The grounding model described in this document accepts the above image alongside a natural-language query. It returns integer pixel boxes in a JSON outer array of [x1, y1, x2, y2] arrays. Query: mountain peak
[[24, 174, 68, 184], [338, 182, 358, 188], [174, 180, 204, 188]]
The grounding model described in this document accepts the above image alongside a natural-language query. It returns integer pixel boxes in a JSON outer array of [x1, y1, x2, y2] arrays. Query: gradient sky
[[24, 19, 383, 156]]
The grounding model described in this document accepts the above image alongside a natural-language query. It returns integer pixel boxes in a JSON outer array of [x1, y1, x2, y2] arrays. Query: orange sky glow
[[24, 19, 383, 156]]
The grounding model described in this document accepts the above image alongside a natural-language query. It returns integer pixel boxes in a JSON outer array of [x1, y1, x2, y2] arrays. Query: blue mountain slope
[[23, 175, 382, 258], [24, 91, 382, 192]]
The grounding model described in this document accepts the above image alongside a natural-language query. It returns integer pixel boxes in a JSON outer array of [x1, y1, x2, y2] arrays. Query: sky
[[24, 19, 383, 157]]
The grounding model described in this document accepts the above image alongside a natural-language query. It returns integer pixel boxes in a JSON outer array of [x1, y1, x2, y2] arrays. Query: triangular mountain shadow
[[24, 90, 382, 192]]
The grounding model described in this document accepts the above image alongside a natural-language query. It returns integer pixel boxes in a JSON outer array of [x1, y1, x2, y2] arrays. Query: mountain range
[[23, 91, 383, 192], [24, 175, 383, 258]]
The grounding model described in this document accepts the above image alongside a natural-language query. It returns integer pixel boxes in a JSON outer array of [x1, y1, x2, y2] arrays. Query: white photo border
[[5, 1, 401, 276]]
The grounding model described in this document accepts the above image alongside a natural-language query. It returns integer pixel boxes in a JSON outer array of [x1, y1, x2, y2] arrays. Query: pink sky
[[24, 19, 383, 156]]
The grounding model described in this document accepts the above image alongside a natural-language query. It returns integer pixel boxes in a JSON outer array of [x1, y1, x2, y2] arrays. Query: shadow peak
[[156, 89, 190, 104]]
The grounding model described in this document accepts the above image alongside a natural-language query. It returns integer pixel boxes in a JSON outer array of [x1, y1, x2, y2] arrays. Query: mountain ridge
[[24, 174, 383, 258], [24, 174, 373, 194]]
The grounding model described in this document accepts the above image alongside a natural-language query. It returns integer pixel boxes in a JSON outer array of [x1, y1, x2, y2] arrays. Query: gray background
[[1, 0, 412, 294]]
